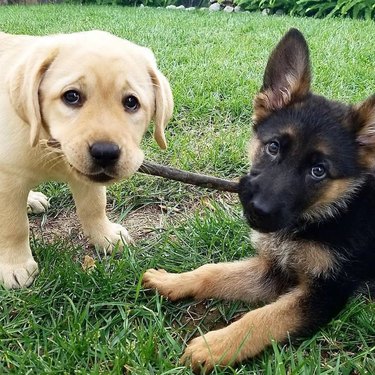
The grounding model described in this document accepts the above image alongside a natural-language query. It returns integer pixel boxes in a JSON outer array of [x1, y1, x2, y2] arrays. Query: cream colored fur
[[0, 30, 173, 289]]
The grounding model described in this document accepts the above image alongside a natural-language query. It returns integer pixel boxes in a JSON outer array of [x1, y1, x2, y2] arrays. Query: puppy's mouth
[[88, 173, 114, 183], [244, 211, 284, 233], [71, 165, 119, 183], [45, 138, 118, 183]]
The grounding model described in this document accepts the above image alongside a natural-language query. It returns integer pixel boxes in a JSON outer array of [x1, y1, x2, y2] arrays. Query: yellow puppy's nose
[[89, 142, 121, 167]]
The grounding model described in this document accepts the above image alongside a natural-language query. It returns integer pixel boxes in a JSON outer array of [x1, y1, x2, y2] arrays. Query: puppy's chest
[[250, 230, 338, 278]]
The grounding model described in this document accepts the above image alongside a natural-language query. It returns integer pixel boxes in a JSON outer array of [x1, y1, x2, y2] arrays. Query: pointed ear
[[253, 28, 311, 124], [7, 44, 58, 147], [351, 95, 375, 169], [149, 67, 173, 149]]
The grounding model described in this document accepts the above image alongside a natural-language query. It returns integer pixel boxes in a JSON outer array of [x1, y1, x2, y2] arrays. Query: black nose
[[250, 199, 273, 218], [89, 142, 121, 167]]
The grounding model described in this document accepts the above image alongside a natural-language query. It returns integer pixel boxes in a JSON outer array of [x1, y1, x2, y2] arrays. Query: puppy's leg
[[69, 181, 132, 253], [143, 257, 292, 303], [180, 282, 351, 373], [0, 187, 38, 288], [27, 190, 49, 214]]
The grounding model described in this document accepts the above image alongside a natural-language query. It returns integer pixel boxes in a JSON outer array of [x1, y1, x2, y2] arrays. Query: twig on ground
[[138, 160, 239, 193]]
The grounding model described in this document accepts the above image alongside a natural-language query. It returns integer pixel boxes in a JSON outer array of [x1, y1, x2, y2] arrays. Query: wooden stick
[[44, 140, 239, 193], [138, 160, 239, 193]]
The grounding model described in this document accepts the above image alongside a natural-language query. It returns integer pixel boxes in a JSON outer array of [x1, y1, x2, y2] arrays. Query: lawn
[[0, 4, 374, 374]]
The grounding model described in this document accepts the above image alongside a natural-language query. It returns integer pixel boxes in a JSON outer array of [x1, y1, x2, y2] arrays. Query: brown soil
[[29, 203, 176, 251], [29, 191, 237, 251]]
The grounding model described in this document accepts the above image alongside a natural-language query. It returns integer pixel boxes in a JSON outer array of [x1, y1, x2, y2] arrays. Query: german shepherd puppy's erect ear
[[253, 28, 311, 124], [351, 95, 375, 169]]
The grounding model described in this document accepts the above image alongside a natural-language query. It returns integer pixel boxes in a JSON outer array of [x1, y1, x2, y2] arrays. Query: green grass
[[0, 5, 374, 374]]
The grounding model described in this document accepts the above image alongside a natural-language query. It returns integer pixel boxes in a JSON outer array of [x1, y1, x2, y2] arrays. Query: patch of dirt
[[173, 300, 250, 337], [30, 209, 87, 247], [178, 301, 229, 331], [29, 203, 175, 251], [29, 191, 237, 251], [124, 203, 178, 242]]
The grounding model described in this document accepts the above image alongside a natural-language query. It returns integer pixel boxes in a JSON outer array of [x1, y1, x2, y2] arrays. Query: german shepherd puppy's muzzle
[[143, 28, 375, 373]]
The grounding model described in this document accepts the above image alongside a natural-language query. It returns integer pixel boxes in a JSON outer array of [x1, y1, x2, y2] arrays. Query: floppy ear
[[253, 28, 311, 124], [7, 45, 58, 147], [148, 66, 173, 149], [351, 95, 375, 169]]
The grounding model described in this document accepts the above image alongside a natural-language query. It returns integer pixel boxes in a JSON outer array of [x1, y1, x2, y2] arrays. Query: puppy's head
[[239, 28, 375, 232], [8, 30, 173, 183]]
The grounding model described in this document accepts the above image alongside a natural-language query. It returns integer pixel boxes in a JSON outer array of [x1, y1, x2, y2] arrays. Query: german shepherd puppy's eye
[[310, 164, 326, 180], [265, 140, 280, 156]]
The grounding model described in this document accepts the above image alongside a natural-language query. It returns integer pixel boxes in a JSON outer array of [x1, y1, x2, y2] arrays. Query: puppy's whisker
[[41, 154, 66, 170], [39, 140, 64, 159], [38, 140, 67, 169]]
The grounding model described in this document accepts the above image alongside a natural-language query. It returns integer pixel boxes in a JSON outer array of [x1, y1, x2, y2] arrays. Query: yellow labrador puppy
[[0, 30, 173, 289]]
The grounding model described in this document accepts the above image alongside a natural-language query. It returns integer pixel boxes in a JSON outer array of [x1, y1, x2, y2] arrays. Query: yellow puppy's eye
[[62, 90, 82, 106], [123, 95, 140, 112]]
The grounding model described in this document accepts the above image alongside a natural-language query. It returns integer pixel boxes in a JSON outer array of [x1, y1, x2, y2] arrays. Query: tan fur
[[0, 30, 173, 288], [282, 126, 298, 139], [298, 243, 338, 278], [253, 84, 293, 124], [355, 95, 375, 169], [302, 177, 365, 223], [253, 69, 310, 124], [247, 137, 262, 162], [252, 230, 338, 278], [143, 257, 279, 304], [248, 129, 297, 163], [180, 286, 305, 372], [252, 73, 310, 124], [252, 77, 307, 124], [354, 95, 375, 136], [252, 91, 275, 124], [314, 179, 355, 207], [285, 71, 310, 105]]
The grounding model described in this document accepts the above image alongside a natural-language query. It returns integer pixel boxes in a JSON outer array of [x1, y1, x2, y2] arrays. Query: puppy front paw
[[0, 258, 39, 289], [90, 223, 133, 254], [27, 191, 49, 214], [180, 328, 238, 374], [142, 269, 190, 301]]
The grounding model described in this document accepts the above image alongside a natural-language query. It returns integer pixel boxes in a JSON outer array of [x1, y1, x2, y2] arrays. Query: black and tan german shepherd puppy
[[143, 29, 375, 372]]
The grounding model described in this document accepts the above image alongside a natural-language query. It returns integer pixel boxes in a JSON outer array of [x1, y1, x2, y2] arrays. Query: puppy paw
[[142, 269, 188, 301], [180, 328, 237, 374], [91, 223, 133, 254], [27, 191, 49, 214], [0, 258, 39, 289]]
